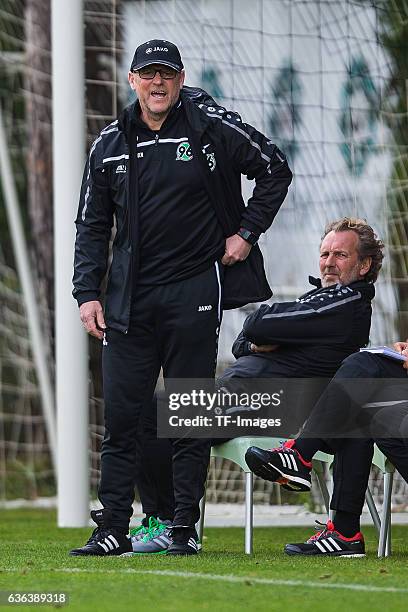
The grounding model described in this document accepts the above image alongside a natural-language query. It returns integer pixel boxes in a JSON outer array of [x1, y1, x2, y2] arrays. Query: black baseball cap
[[130, 39, 184, 72]]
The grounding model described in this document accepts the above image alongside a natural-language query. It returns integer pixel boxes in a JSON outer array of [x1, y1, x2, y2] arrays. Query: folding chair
[[198, 437, 394, 557], [198, 436, 332, 555]]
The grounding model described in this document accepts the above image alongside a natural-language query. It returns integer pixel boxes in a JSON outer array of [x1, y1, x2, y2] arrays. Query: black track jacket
[[231, 278, 375, 378], [73, 87, 292, 333]]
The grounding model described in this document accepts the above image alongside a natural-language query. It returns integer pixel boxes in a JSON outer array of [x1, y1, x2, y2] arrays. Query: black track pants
[[99, 264, 222, 530], [302, 352, 408, 515], [134, 397, 175, 521]]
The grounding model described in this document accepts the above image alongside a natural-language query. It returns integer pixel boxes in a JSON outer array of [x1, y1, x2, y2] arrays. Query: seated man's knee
[[337, 351, 380, 378]]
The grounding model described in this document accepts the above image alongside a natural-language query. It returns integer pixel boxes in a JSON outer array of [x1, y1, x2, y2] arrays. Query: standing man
[[70, 39, 292, 556]]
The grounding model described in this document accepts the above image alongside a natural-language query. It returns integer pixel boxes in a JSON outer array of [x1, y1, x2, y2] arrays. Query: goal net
[[1, 0, 407, 513]]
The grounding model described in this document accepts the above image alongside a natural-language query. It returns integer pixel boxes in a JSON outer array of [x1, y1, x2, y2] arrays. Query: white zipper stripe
[[136, 139, 156, 148], [156, 137, 190, 144], [328, 537, 342, 551], [315, 541, 327, 553], [102, 154, 129, 164], [214, 261, 222, 324], [136, 136, 190, 148]]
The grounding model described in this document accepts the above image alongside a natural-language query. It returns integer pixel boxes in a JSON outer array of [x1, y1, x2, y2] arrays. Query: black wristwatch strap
[[237, 227, 258, 245]]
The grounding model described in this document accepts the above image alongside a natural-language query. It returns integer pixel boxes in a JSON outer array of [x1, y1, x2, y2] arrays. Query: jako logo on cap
[[146, 46, 168, 54], [131, 39, 183, 72]]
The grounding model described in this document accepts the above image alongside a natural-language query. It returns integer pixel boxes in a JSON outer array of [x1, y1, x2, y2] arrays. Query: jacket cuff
[[238, 220, 262, 237], [74, 291, 100, 307]]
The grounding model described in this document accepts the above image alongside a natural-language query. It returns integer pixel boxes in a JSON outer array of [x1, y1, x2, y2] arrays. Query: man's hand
[[250, 343, 279, 353], [393, 341, 408, 369], [79, 300, 106, 340], [221, 234, 252, 266]]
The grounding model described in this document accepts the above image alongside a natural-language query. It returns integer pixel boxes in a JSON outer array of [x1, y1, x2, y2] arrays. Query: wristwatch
[[237, 227, 259, 246]]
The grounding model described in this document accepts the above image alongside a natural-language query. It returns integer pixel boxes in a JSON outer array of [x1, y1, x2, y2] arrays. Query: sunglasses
[[135, 67, 178, 80]]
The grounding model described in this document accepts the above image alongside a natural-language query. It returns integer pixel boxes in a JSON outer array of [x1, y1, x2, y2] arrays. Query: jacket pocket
[[222, 244, 272, 309], [104, 248, 131, 329]]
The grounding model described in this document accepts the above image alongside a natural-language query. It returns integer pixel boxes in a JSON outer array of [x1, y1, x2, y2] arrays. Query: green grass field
[[1, 509, 408, 611]]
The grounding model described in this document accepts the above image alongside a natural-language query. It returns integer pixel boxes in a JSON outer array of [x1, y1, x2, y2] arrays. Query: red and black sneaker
[[285, 520, 365, 557], [245, 440, 312, 491]]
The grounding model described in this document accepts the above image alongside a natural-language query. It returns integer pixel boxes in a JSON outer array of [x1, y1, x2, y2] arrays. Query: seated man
[[220, 217, 381, 382], [245, 346, 408, 558], [132, 216, 383, 553]]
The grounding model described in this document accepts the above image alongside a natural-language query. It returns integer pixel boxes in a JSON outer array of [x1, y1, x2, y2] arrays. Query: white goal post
[[52, 0, 89, 527]]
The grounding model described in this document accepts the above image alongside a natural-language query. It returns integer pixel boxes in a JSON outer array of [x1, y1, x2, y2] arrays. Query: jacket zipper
[[124, 137, 133, 334]]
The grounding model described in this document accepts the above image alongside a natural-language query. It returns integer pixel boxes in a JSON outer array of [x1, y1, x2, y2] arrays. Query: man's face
[[319, 230, 371, 288], [128, 64, 185, 123]]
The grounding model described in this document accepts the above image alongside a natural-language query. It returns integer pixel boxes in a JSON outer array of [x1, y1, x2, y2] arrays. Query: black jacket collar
[[308, 275, 375, 299]]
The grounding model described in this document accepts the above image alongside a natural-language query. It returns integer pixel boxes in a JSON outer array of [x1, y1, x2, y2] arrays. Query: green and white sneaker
[[132, 518, 173, 554], [130, 516, 157, 545]]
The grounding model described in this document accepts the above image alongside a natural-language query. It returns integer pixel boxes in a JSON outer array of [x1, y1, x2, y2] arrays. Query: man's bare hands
[[79, 300, 106, 340], [250, 344, 279, 353], [221, 234, 252, 266], [393, 340, 408, 369]]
